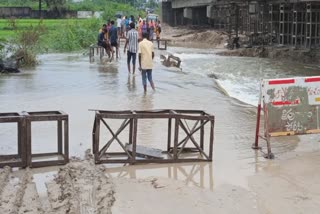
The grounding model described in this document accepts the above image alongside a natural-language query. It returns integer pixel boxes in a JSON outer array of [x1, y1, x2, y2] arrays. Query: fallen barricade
[[160, 54, 182, 69]]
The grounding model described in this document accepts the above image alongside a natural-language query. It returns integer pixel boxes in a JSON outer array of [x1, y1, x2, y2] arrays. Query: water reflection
[[97, 63, 118, 74], [127, 75, 136, 92], [1, 48, 320, 189], [141, 93, 154, 110], [105, 162, 214, 191]]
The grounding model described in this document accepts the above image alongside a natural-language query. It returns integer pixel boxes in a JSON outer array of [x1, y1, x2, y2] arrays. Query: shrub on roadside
[[45, 18, 101, 52], [13, 20, 47, 66]]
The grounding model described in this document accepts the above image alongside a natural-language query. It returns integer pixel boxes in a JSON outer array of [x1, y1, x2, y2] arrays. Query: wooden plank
[[0, 117, 22, 123], [27, 111, 62, 115], [167, 118, 172, 151], [57, 120, 62, 154], [0, 112, 21, 117], [0, 161, 24, 168], [134, 158, 210, 164], [64, 119, 69, 163], [30, 160, 67, 168], [93, 117, 100, 162], [27, 115, 68, 121], [126, 144, 164, 159], [132, 117, 138, 163], [31, 152, 59, 158]]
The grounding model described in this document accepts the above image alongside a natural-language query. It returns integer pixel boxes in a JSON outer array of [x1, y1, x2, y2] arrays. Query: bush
[[45, 18, 101, 52], [7, 19, 47, 67]]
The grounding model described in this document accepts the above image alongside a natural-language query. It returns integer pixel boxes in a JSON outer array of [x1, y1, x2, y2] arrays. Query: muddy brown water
[[1, 46, 320, 192]]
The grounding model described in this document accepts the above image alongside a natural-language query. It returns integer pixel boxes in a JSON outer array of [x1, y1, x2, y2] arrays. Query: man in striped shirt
[[124, 22, 139, 74]]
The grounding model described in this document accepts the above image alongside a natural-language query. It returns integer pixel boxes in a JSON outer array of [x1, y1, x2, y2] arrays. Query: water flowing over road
[[1, 46, 320, 213]]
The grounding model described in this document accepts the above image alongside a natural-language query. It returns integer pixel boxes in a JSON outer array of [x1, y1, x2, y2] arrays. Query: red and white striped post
[[253, 81, 262, 150]]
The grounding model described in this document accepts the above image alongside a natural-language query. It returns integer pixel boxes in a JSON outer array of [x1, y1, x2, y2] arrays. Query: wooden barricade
[[0, 111, 69, 168], [89, 44, 104, 62], [92, 109, 215, 164], [161, 54, 182, 68], [0, 112, 27, 168], [24, 111, 69, 168], [156, 39, 168, 50]]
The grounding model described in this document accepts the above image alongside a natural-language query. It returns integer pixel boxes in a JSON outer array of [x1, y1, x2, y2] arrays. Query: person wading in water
[[138, 32, 155, 92], [109, 20, 119, 60], [124, 22, 139, 74]]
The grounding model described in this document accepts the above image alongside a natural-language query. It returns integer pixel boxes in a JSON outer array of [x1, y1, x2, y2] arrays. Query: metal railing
[[0, 111, 69, 168], [92, 109, 215, 164]]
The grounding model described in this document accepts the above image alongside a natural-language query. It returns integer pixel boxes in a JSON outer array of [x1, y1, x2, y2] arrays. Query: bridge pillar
[[160, 1, 174, 26]]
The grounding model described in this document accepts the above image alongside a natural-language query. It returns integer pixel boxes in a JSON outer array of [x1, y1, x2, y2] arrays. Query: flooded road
[[1, 45, 320, 193]]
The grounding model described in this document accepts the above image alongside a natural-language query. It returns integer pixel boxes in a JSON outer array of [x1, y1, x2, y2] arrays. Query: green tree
[[145, 0, 158, 9]]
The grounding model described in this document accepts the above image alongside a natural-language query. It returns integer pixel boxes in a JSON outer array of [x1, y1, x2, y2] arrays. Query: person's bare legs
[[142, 70, 147, 92], [150, 80, 155, 91], [147, 71, 155, 90], [110, 47, 114, 61], [116, 46, 119, 59], [127, 63, 131, 73], [132, 64, 136, 74], [106, 44, 111, 58]]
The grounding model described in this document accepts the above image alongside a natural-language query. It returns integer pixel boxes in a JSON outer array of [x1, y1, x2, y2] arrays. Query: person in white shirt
[[117, 17, 122, 37], [124, 22, 139, 74]]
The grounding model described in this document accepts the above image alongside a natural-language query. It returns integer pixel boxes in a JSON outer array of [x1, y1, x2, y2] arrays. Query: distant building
[[161, 0, 320, 49]]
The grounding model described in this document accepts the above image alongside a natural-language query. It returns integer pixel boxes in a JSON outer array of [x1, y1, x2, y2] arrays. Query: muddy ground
[[1, 151, 320, 214], [216, 47, 320, 64], [0, 152, 116, 214], [1, 24, 320, 214], [162, 24, 229, 49]]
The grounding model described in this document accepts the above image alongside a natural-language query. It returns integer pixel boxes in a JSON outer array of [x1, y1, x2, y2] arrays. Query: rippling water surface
[[1, 46, 320, 189]]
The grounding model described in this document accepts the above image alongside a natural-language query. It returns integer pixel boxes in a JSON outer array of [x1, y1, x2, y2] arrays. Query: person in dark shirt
[[109, 20, 119, 60], [97, 28, 111, 58]]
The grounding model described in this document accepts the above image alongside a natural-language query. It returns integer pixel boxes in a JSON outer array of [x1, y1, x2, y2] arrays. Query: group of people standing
[[118, 15, 162, 41], [97, 20, 119, 60], [97, 15, 160, 92]]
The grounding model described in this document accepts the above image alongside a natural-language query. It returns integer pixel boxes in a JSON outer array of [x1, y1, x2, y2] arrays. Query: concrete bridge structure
[[161, 0, 320, 48]]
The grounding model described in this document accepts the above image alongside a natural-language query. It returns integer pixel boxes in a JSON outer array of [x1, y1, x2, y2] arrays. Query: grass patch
[[0, 19, 88, 33], [0, 18, 101, 52], [1, 18, 101, 68], [0, 29, 14, 38]]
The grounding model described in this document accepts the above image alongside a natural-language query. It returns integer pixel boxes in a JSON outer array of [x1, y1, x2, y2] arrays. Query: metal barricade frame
[[157, 39, 168, 50], [89, 44, 104, 63], [92, 109, 215, 164], [0, 112, 27, 168], [25, 111, 69, 168]]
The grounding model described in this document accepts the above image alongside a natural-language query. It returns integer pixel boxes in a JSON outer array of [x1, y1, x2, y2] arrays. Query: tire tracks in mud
[[47, 159, 115, 214], [0, 166, 11, 199], [0, 156, 115, 214], [0, 167, 43, 214]]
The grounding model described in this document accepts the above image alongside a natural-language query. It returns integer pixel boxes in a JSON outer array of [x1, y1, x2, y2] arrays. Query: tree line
[[0, 0, 159, 12]]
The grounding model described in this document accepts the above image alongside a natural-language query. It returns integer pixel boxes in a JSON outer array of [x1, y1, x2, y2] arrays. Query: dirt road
[[0, 153, 115, 214], [1, 150, 320, 214]]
